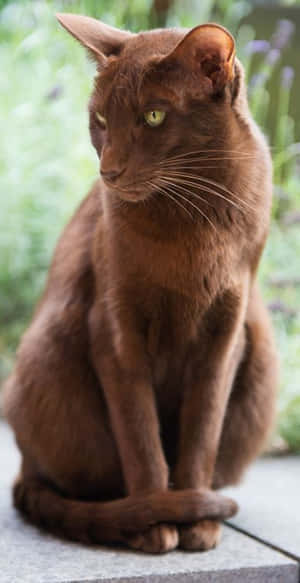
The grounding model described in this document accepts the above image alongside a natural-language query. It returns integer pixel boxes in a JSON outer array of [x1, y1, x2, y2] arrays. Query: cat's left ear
[[160, 23, 235, 94], [56, 13, 135, 66]]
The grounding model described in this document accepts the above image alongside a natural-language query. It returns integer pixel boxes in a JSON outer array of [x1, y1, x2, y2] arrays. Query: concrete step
[[226, 454, 300, 561], [0, 423, 299, 583]]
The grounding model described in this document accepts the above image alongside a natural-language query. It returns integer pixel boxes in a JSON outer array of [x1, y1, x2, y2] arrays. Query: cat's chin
[[118, 191, 152, 203]]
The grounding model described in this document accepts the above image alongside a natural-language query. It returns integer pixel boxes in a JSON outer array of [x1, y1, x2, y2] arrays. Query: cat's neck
[[103, 182, 202, 244]]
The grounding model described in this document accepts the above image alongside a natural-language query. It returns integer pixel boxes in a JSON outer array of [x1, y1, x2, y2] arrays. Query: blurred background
[[0, 0, 299, 452]]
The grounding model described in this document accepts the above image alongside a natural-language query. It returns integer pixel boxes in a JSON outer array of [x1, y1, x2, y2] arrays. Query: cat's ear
[[56, 13, 134, 66], [160, 23, 235, 93]]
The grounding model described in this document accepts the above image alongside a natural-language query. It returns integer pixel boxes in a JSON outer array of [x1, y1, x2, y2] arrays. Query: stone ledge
[[226, 454, 300, 562], [0, 423, 299, 583]]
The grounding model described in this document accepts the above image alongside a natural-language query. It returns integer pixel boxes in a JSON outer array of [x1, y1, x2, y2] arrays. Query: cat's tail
[[13, 474, 238, 545]]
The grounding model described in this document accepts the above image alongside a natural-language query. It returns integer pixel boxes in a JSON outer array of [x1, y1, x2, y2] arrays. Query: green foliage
[[0, 0, 299, 450], [0, 1, 97, 379], [280, 396, 300, 451]]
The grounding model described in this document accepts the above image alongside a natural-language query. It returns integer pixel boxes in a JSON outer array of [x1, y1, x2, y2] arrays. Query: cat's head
[[57, 14, 248, 203]]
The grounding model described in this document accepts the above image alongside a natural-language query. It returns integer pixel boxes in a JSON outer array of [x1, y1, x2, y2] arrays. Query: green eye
[[144, 110, 166, 127], [96, 112, 107, 128]]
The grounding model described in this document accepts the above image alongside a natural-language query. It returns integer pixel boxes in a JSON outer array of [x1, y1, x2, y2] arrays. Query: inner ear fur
[[56, 13, 135, 66], [160, 23, 236, 93]]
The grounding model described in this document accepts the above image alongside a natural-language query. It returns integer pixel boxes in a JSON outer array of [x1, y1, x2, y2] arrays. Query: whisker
[[157, 176, 214, 209], [147, 180, 194, 220], [153, 181, 196, 220], [162, 148, 253, 157], [159, 174, 243, 213], [156, 178, 217, 233], [157, 177, 203, 209], [154, 164, 233, 171], [174, 182, 242, 212], [158, 156, 256, 168], [157, 149, 255, 165], [196, 175, 256, 213], [159, 171, 255, 213]]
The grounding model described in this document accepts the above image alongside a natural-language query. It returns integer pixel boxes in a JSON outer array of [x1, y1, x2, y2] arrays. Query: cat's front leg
[[89, 302, 178, 552], [173, 283, 248, 551]]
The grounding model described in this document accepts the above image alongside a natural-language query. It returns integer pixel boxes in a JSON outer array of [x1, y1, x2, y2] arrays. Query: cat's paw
[[127, 524, 179, 553], [179, 520, 222, 551]]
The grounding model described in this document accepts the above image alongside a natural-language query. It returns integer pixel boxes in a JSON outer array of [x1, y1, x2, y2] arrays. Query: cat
[[2, 13, 278, 554]]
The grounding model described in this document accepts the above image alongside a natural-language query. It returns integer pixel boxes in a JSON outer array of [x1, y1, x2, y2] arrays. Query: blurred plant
[[280, 396, 300, 451], [247, 19, 300, 450], [243, 18, 298, 220]]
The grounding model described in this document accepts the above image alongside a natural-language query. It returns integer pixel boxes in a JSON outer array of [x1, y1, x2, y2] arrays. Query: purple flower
[[265, 48, 281, 67], [244, 40, 270, 56], [281, 66, 295, 90], [272, 19, 295, 50]]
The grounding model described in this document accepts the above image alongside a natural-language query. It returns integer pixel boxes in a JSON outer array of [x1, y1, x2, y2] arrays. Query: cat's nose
[[100, 167, 125, 183]]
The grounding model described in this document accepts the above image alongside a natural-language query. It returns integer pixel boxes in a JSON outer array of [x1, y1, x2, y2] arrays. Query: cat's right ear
[[156, 23, 236, 96], [56, 13, 134, 66]]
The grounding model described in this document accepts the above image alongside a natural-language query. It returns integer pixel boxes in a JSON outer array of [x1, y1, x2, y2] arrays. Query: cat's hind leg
[[213, 288, 278, 490]]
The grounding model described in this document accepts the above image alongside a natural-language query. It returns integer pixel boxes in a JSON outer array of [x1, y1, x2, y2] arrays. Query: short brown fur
[[3, 14, 278, 553]]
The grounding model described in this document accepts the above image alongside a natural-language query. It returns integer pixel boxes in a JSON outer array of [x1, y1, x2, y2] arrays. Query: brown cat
[[2, 13, 278, 554]]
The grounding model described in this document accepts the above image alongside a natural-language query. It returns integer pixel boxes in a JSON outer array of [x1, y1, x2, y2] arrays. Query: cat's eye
[[96, 112, 107, 128], [144, 110, 166, 127]]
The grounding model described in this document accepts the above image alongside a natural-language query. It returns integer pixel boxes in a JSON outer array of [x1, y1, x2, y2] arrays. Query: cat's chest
[[142, 245, 237, 390], [132, 226, 236, 300], [118, 224, 239, 385], [145, 286, 207, 391]]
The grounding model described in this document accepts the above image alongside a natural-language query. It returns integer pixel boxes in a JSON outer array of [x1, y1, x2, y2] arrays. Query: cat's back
[[16, 180, 103, 353], [38, 179, 102, 306]]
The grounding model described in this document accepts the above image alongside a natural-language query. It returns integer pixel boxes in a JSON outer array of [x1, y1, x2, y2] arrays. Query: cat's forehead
[[94, 28, 185, 112]]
